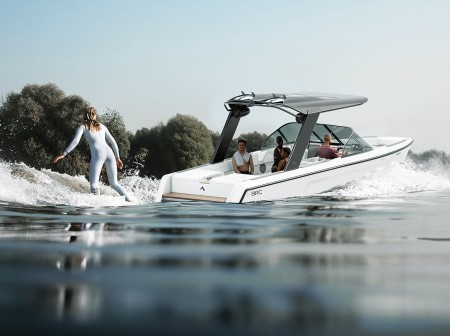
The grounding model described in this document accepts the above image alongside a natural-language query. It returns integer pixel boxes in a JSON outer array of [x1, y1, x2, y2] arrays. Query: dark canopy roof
[[226, 92, 368, 115]]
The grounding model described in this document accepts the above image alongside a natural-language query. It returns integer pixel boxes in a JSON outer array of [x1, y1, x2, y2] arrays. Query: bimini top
[[226, 92, 368, 115]]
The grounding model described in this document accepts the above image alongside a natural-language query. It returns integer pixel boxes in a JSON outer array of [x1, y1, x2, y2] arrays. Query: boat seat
[[251, 150, 268, 164], [307, 144, 320, 158], [302, 149, 308, 159]]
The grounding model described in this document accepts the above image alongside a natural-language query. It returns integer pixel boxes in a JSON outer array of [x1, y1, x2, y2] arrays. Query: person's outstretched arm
[[53, 126, 83, 163]]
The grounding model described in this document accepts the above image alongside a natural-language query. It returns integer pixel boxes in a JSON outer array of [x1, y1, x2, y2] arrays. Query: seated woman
[[275, 147, 291, 172], [232, 139, 254, 174], [271, 136, 283, 173]]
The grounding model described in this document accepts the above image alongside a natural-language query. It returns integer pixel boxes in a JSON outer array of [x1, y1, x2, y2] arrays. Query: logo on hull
[[251, 189, 263, 196]]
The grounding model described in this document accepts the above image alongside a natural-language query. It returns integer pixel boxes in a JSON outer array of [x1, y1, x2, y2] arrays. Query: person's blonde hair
[[324, 133, 332, 142], [83, 107, 101, 132]]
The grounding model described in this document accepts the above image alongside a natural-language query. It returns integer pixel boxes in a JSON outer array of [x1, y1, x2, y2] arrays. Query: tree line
[[1, 83, 447, 183], [0, 83, 267, 180]]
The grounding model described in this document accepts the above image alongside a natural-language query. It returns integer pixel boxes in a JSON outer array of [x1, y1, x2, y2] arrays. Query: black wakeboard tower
[[211, 92, 368, 171]]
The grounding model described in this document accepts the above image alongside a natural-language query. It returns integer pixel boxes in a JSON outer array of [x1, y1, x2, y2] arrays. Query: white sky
[[1, 0, 449, 152]]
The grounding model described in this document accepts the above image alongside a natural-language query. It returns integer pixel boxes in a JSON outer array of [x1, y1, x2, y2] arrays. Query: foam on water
[[1, 157, 448, 207], [322, 158, 450, 199], [0, 161, 159, 207]]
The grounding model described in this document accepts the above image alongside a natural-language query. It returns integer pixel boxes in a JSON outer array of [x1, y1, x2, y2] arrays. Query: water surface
[[1, 160, 450, 335]]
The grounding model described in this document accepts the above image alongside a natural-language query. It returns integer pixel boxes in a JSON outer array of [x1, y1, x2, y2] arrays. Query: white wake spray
[[321, 157, 450, 199], [1, 155, 449, 206], [0, 161, 159, 207]]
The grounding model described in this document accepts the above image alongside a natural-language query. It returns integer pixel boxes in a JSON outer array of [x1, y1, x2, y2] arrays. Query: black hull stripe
[[238, 139, 413, 203]]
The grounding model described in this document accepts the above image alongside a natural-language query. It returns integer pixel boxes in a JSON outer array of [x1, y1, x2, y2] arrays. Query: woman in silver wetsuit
[[54, 107, 131, 201]]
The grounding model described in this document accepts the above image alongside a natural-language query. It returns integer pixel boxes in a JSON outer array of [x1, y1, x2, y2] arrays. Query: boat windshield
[[261, 122, 373, 155]]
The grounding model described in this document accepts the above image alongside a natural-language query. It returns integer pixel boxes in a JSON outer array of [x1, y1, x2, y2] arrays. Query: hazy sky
[[1, 0, 449, 152]]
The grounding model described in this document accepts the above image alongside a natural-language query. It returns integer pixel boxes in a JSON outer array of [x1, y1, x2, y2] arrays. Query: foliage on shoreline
[[2, 83, 442, 182], [0, 84, 90, 176], [0, 83, 267, 179]]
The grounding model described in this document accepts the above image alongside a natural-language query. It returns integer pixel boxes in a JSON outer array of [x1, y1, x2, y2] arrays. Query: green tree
[[224, 131, 268, 158], [52, 94, 91, 176], [100, 108, 131, 161], [0, 83, 90, 175], [128, 124, 164, 177], [159, 114, 213, 176], [0, 83, 130, 180], [239, 131, 268, 152], [210, 131, 221, 149]]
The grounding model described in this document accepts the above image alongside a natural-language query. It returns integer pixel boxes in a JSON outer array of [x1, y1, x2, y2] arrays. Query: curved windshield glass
[[311, 124, 353, 146], [261, 122, 372, 156], [261, 123, 301, 149]]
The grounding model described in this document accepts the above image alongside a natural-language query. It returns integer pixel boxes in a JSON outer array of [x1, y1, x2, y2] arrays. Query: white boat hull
[[155, 137, 412, 204]]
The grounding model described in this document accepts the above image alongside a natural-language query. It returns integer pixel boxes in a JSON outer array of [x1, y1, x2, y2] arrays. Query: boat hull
[[155, 137, 413, 204], [236, 138, 411, 203]]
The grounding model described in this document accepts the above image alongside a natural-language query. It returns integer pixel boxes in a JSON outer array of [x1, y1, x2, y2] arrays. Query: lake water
[[1, 159, 450, 335]]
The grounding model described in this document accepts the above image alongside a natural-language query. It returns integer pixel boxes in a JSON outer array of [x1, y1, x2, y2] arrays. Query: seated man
[[232, 139, 254, 174], [275, 147, 291, 172], [316, 133, 341, 159]]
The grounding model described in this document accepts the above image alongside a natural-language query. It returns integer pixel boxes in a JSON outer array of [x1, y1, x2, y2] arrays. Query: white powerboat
[[155, 92, 413, 203]]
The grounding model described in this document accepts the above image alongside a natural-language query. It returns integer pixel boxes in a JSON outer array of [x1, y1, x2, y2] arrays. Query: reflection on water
[[33, 284, 101, 321], [1, 198, 450, 335], [0, 220, 372, 247], [289, 223, 368, 243], [56, 252, 89, 271]]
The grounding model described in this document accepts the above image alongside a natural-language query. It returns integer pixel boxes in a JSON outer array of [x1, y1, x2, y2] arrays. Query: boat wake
[[320, 157, 450, 199], [0, 155, 448, 207], [0, 161, 159, 207]]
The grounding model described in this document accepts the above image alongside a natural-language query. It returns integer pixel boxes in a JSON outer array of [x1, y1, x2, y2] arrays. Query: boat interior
[[202, 121, 375, 177], [166, 122, 375, 193]]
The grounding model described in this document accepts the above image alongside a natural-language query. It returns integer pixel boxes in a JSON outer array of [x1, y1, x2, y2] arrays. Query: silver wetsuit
[[63, 124, 131, 201]]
